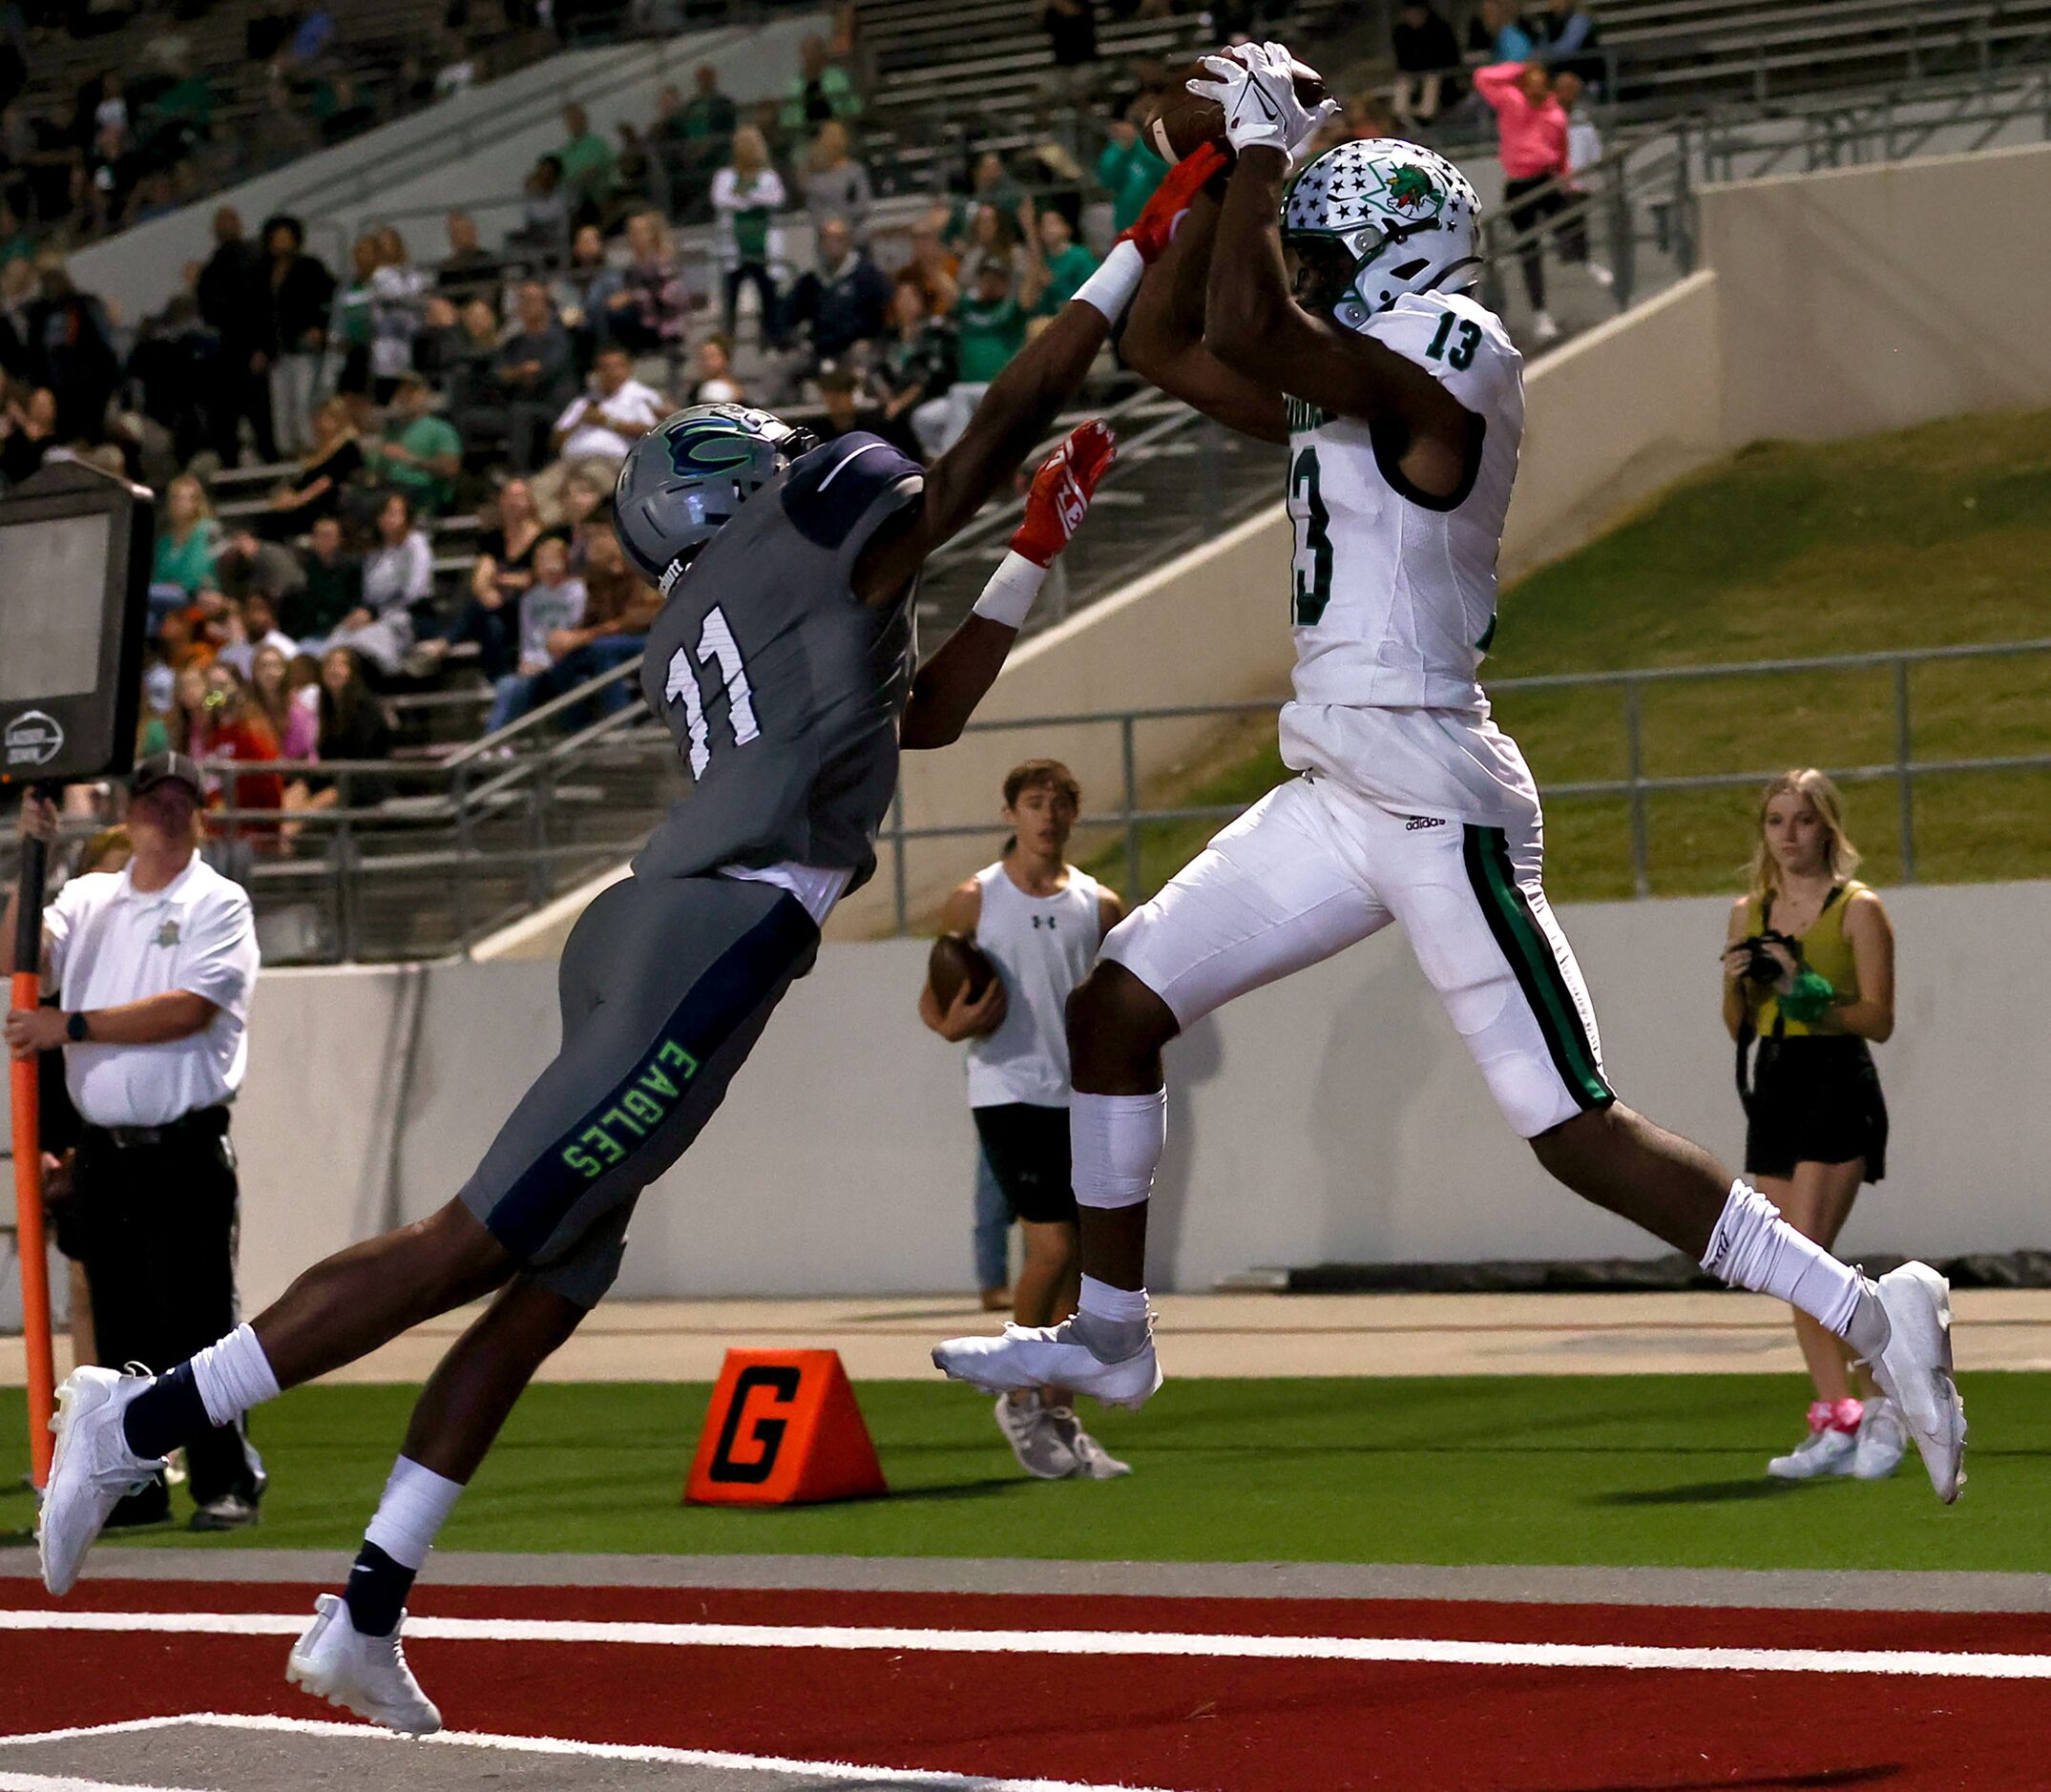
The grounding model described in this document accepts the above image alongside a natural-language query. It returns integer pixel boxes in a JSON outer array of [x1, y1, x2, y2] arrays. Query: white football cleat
[[994, 1393, 1078, 1479], [1863, 1261, 1967, 1502], [1531, 308, 1561, 344], [1852, 1396, 1909, 1481], [38, 1366, 167, 1595], [934, 1320, 1162, 1412], [287, 1593, 443, 1736], [1767, 1405, 1858, 1481], [1046, 1407, 1132, 1479]]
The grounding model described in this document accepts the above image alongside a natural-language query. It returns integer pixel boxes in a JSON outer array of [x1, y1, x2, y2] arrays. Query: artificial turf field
[[7, 1373, 2045, 1574]]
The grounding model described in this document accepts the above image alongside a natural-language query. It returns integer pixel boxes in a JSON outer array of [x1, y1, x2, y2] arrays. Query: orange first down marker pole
[[10, 969, 54, 1489]]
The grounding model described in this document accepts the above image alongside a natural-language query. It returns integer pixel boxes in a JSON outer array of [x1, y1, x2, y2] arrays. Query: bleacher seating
[[5, 0, 541, 244]]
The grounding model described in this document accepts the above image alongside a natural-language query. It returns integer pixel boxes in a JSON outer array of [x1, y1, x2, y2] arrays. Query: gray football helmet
[[614, 403, 818, 584]]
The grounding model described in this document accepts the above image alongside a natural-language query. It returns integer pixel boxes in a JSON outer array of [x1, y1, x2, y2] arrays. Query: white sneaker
[[1852, 1396, 1909, 1481], [1863, 1262, 1967, 1502], [934, 1320, 1162, 1412], [1046, 1407, 1132, 1479], [1586, 261, 1616, 289], [287, 1593, 443, 1736], [1532, 308, 1561, 344], [1767, 1407, 1859, 1481], [38, 1366, 167, 1595], [994, 1393, 1078, 1480]]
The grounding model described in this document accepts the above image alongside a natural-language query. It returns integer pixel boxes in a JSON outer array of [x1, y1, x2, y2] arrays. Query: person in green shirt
[[1032, 206, 1099, 318], [954, 264, 1027, 385], [557, 102, 617, 215], [152, 474, 223, 596], [363, 375, 463, 515], [779, 35, 862, 131], [0, 200, 32, 272], [1095, 120, 1170, 235]]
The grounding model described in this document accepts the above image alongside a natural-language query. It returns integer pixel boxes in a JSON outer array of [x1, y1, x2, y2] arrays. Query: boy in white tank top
[[920, 760, 1128, 1480], [935, 64, 1965, 1510]]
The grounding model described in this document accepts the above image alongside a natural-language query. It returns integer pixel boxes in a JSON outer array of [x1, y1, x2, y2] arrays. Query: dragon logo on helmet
[[1378, 163, 1443, 219]]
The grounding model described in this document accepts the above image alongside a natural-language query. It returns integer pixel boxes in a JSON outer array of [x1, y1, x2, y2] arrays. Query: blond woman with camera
[[1723, 769, 1901, 1482]]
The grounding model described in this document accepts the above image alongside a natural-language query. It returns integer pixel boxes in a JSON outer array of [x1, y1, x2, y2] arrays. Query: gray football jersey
[[633, 432, 925, 891]]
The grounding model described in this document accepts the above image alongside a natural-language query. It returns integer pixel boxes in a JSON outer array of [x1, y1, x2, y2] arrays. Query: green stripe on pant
[[1461, 825, 1613, 1112]]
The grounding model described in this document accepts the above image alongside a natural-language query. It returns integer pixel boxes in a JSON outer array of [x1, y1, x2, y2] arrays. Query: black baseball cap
[[131, 752, 206, 801]]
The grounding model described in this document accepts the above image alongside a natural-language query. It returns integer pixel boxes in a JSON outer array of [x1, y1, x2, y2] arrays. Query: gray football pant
[[456, 873, 819, 1308]]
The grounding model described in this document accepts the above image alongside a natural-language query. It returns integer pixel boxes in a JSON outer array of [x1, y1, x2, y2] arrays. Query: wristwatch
[[65, 1011, 90, 1043]]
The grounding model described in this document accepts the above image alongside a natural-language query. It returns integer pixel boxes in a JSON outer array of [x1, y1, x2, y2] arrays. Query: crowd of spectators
[[0, 1, 537, 255], [1389, 1, 1603, 135]]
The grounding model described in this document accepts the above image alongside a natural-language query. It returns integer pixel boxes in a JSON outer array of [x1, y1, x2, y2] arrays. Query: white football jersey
[[965, 861, 1103, 1110], [1276, 289, 1539, 827]]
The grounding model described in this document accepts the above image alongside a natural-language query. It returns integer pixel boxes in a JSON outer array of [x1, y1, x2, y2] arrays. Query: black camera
[[1734, 930, 1797, 984]]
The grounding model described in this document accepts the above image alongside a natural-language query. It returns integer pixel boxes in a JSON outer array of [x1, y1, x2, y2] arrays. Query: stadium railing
[[12, 635, 2028, 962], [869, 638, 2051, 928]]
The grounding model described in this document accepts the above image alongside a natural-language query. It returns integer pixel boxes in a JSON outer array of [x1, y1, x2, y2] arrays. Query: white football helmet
[[1282, 139, 1483, 332]]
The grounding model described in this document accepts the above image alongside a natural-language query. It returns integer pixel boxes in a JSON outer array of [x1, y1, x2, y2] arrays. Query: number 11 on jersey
[[665, 604, 761, 779]]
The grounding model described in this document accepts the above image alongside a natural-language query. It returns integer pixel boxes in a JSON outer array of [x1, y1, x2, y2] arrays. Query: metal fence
[[870, 638, 2051, 930], [16, 636, 2041, 961]]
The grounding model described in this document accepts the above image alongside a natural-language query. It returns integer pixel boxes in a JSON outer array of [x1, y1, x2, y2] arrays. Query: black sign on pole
[[1, 459, 157, 791], [4, 457, 153, 1486]]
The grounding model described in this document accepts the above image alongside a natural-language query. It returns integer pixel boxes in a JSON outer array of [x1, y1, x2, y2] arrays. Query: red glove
[[1010, 420, 1117, 568], [1118, 143, 1229, 264]]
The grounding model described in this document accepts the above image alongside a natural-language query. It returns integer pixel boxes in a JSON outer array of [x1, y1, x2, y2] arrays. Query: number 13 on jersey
[[1288, 447, 1333, 626], [665, 605, 760, 778]]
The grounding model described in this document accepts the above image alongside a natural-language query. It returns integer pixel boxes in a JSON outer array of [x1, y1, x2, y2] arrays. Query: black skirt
[[1745, 1034, 1888, 1183]]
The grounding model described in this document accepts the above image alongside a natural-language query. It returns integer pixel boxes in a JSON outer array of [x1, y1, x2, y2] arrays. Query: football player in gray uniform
[[32, 146, 1227, 1736]]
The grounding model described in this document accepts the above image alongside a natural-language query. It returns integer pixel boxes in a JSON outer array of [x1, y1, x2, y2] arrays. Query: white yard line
[[2, 1609, 2048, 1679], [0, 1714, 1170, 1792], [0, 1775, 219, 1792]]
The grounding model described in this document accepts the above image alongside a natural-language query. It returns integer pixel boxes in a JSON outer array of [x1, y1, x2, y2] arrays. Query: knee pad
[[1069, 1089, 1166, 1210]]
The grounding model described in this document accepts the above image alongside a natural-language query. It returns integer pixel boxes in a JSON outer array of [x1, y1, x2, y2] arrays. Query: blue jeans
[[523, 636, 646, 728], [439, 595, 517, 681], [485, 672, 535, 734], [973, 1146, 1011, 1294]]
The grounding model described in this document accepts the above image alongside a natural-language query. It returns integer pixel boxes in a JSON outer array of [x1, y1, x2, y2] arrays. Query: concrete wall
[[68, 16, 827, 324], [1502, 270, 1725, 577], [830, 506, 1306, 937], [1703, 142, 2051, 445], [10, 878, 2045, 1320]]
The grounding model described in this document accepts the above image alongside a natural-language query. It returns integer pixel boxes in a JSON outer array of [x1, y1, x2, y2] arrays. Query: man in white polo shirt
[[539, 344, 666, 515], [5, 754, 264, 1532]]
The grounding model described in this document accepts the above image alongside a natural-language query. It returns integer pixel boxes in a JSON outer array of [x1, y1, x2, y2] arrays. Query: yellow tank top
[[1745, 880, 1868, 1037]]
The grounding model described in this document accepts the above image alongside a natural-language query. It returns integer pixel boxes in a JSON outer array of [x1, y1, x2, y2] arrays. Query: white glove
[[1187, 41, 1338, 157]]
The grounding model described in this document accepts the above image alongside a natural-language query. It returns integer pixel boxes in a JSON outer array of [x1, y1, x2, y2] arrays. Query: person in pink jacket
[[1475, 59, 1569, 344]]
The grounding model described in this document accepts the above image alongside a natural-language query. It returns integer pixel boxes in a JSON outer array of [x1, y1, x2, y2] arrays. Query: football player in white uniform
[[935, 44, 1967, 1503]]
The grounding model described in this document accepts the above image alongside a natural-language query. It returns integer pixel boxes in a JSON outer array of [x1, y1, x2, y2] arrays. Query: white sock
[[1070, 1088, 1166, 1211], [188, 1323, 282, 1429], [1700, 1179, 1880, 1344], [1078, 1274, 1149, 1323], [363, 1456, 467, 1572]]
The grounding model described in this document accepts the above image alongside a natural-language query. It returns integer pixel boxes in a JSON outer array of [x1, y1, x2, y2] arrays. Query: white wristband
[[971, 550, 1048, 630], [1071, 240, 1144, 325]]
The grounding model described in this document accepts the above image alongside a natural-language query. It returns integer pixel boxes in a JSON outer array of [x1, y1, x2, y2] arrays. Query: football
[[929, 931, 1002, 1025], [1143, 47, 1329, 164]]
